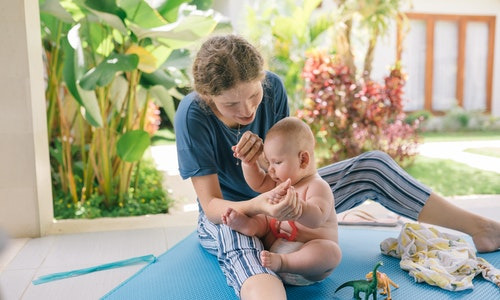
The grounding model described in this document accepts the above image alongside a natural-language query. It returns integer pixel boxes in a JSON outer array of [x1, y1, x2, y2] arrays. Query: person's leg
[[319, 150, 500, 252], [418, 192, 500, 252], [240, 274, 286, 300], [261, 239, 341, 281], [319, 150, 430, 219], [198, 212, 284, 299]]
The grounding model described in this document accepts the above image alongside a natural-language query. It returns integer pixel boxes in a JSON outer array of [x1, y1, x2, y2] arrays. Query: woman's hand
[[259, 179, 303, 221], [273, 186, 303, 221], [232, 131, 263, 165]]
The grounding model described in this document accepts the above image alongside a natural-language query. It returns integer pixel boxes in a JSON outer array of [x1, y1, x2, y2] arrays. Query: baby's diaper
[[269, 238, 316, 286]]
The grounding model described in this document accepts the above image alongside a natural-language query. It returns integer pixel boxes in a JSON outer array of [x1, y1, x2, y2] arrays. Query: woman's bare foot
[[221, 208, 256, 236], [471, 219, 500, 253], [260, 250, 284, 272]]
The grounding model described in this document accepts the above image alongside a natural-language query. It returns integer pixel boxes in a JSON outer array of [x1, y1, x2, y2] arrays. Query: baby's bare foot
[[471, 219, 500, 253], [221, 208, 255, 236], [260, 250, 283, 272]]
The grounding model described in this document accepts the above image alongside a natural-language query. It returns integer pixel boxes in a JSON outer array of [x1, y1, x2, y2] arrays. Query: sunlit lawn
[[407, 130, 500, 196], [421, 130, 500, 142], [463, 147, 500, 158], [405, 156, 500, 196]]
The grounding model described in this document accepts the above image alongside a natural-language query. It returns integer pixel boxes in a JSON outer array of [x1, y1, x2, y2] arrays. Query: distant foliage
[[296, 50, 421, 166]]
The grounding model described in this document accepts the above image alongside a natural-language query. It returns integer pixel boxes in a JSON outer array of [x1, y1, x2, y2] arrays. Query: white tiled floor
[[0, 225, 196, 300]]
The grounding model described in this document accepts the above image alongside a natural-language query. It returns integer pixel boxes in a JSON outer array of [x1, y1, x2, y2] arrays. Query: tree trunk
[[363, 34, 377, 81]]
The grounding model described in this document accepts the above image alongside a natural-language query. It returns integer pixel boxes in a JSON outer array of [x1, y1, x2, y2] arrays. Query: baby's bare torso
[[270, 174, 338, 244]]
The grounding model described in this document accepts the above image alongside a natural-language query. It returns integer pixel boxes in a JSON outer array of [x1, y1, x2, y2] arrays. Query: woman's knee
[[363, 150, 393, 162]]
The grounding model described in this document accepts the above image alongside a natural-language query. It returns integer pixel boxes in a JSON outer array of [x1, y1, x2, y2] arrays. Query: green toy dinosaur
[[335, 261, 383, 300]]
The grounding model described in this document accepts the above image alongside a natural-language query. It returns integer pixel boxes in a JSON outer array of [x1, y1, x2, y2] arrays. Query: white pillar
[[0, 0, 53, 237]]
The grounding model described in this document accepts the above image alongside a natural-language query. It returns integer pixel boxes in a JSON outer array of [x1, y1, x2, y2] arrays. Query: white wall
[[0, 0, 53, 238], [382, 0, 500, 116]]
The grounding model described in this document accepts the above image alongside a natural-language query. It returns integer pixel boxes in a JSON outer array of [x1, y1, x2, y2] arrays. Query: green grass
[[463, 147, 500, 158], [421, 130, 500, 142], [405, 156, 500, 196], [411, 131, 500, 196]]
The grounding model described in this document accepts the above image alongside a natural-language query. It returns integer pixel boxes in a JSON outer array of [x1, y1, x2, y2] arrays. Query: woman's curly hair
[[192, 35, 265, 97]]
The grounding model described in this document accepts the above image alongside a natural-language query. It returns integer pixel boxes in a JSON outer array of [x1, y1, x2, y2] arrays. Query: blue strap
[[32, 254, 156, 285]]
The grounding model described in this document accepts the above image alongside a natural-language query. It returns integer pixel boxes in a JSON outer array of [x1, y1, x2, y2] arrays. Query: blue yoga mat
[[102, 227, 500, 299]]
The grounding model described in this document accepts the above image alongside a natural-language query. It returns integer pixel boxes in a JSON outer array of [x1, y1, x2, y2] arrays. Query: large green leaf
[[61, 0, 95, 23], [116, 130, 151, 162], [119, 0, 167, 28], [150, 85, 176, 123], [161, 48, 190, 69], [79, 53, 139, 90], [39, 13, 72, 48], [128, 5, 219, 48], [86, 22, 115, 57], [63, 24, 90, 106], [63, 36, 83, 106], [109, 75, 129, 111], [76, 85, 104, 127], [140, 69, 176, 90], [149, 44, 173, 68], [83, 0, 128, 33], [40, 0, 74, 23], [62, 24, 103, 128], [156, 0, 189, 22], [85, 0, 126, 20]]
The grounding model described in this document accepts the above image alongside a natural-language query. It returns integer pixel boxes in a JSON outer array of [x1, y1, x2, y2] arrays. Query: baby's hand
[[267, 179, 290, 204], [264, 180, 302, 221]]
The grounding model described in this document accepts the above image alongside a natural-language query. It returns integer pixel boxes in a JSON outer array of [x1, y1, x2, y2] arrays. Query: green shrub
[[53, 159, 173, 219], [421, 106, 500, 132], [406, 110, 432, 127], [297, 51, 422, 167]]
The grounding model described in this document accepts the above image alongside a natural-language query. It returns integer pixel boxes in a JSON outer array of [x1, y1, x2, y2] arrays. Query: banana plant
[[40, 0, 226, 209], [334, 0, 410, 80], [244, 0, 338, 111]]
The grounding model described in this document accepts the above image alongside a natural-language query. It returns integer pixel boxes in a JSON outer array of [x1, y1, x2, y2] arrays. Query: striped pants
[[198, 150, 431, 297]]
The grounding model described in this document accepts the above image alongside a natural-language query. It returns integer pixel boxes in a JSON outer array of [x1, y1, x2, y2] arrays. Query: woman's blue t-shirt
[[174, 72, 289, 201]]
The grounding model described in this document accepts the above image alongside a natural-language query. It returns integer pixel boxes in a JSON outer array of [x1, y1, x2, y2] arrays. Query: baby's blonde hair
[[266, 117, 315, 154]]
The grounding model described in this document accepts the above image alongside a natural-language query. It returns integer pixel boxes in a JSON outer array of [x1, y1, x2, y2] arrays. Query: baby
[[222, 117, 342, 285]]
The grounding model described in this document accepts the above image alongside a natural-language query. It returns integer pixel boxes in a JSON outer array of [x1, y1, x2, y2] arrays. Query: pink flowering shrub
[[296, 50, 421, 166]]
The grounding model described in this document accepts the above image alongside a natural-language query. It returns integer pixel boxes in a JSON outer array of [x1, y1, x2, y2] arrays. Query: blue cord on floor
[[32, 254, 157, 285]]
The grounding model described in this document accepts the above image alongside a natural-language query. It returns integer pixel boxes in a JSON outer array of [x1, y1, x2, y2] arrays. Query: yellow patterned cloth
[[380, 223, 500, 291]]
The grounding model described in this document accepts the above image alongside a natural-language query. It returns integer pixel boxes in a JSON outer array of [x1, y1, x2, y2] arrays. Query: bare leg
[[240, 274, 286, 300], [222, 208, 268, 237], [418, 192, 500, 252], [261, 240, 341, 281]]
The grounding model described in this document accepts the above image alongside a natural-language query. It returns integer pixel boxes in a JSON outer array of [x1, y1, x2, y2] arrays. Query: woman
[[174, 34, 500, 300]]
